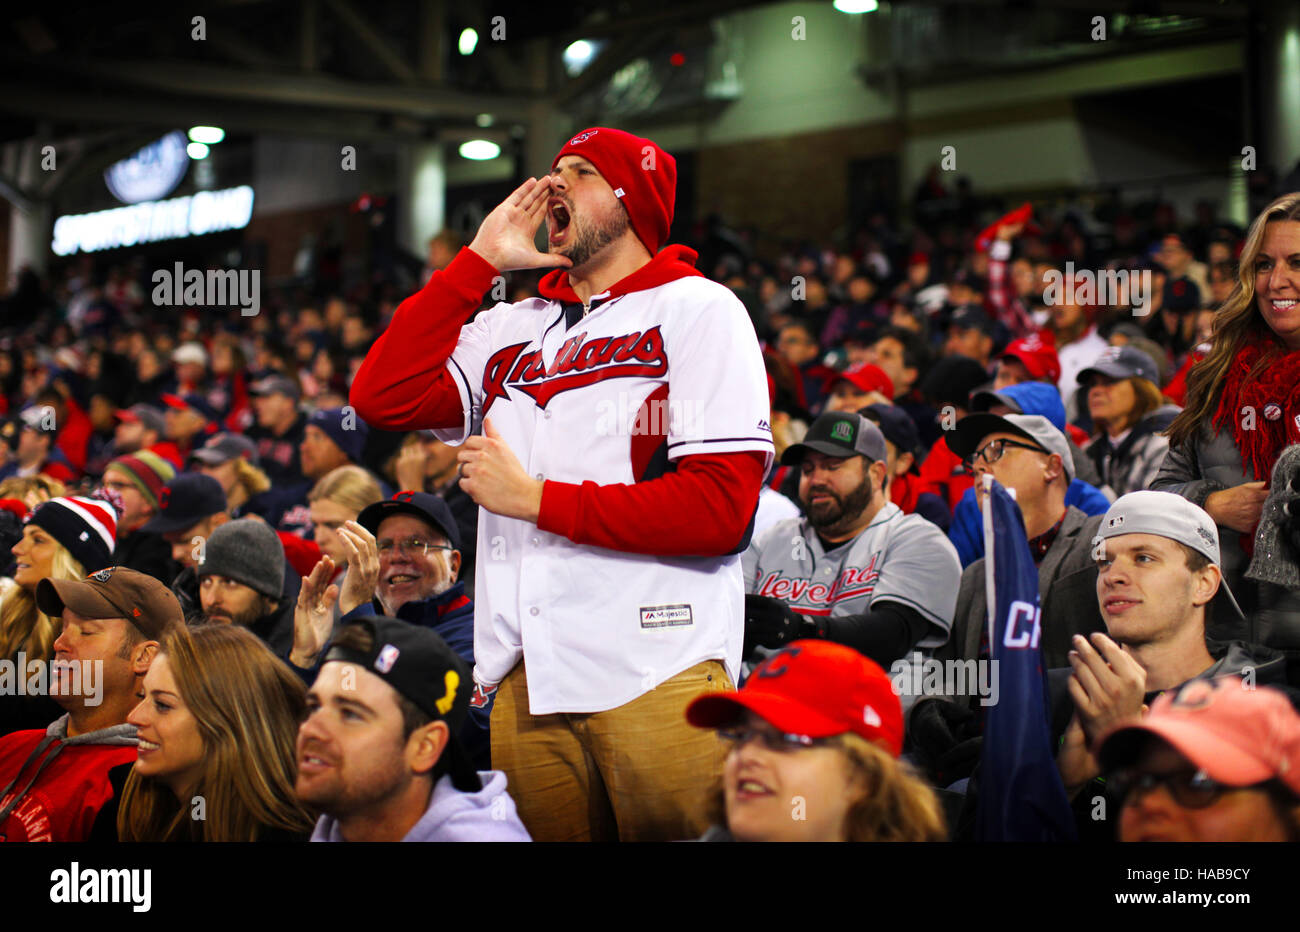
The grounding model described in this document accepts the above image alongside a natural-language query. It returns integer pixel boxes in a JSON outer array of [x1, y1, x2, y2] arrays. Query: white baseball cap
[[1093, 490, 1244, 619]]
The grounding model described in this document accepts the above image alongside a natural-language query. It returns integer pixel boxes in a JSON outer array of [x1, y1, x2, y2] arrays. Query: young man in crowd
[[246, 375, 307, 488], [297, 615, 529, 842], [1054, 491, 1289, 809], [0, 568, 182, 841], [349, 128, 772, 842]]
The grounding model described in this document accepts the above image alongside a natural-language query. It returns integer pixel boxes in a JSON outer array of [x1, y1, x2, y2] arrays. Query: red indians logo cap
[[569, 130, 599, 145], [685, 640, 904, 756]]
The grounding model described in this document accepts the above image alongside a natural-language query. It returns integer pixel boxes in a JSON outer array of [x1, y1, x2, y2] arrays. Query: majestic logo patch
[[639, 603, 693, 629], [482, 326, 668, 412]]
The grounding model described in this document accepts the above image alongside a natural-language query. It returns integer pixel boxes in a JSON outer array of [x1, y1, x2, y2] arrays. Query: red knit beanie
[[551, 127, 676, 255]]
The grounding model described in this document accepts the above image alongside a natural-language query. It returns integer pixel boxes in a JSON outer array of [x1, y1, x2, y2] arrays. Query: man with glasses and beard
[[741, 411, 961, 673]]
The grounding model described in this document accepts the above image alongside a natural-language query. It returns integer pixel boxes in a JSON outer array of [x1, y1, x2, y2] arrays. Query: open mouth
[[734, 778, 772, 799], [298, 753, 333, 773], [138, 738, 160, 752], [1270, 299, 1298, 311], [386, 574, 419, 585], [549, 200, 571, 243]]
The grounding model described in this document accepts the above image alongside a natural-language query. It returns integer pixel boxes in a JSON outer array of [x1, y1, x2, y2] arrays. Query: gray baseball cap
[[1093, 490, 1244, 620], [1077, 345, 1160, 386], [780, 412, 888, 466], [948, 413, 1076, 482]]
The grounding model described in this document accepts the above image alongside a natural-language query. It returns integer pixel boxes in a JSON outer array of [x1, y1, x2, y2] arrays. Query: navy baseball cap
[[357, 491, 461, 552], [140, 472, 228, 535], [860, 403, 921, 463], [161, 392, 220, 423], [780, 412, 888, 467], [1076, 345, 1160, 387], [189, 432, 259, 467], [307, 407, 369, 464], [323, 615, 479, 793]]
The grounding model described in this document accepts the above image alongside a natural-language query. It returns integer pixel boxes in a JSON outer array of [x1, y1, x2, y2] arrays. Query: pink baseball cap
[[1098, 678, 1300, 795], [686, 640, 904, 756]]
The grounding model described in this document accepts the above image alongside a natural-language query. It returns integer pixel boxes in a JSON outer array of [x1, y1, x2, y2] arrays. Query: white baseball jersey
[[434, 272, 774, 714], [742, 502, 960, 647]]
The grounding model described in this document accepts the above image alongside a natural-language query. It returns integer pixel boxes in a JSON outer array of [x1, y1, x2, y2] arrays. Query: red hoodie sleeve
[[349, 247, 500, 431], [537, 450, 767, 556]]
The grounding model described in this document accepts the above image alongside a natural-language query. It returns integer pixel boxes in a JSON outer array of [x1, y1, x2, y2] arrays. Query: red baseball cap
[[1001, 334, 1061, 383], [1098, 678, 1300, 795], [686, 640, 904, 756], [836, 362, 894, 400]]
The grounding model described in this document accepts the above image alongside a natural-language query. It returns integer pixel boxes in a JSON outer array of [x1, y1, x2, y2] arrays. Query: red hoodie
[[0, 720, 137, 842], [351, 246, 766, 556]]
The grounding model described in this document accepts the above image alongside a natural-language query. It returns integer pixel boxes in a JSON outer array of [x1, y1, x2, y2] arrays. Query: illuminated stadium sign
[[103, 131, 190, 204], [51, 186, 255, 256]]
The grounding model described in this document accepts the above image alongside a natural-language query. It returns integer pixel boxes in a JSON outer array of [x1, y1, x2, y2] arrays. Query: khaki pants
[[490, 660, 733, 842]]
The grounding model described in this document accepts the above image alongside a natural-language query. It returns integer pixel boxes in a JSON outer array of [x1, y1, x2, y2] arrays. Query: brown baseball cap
[[37, 566, 184, 641]]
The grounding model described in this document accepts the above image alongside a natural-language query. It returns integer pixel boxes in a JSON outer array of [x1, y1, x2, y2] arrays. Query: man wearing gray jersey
[[741, 411, 961, 669]]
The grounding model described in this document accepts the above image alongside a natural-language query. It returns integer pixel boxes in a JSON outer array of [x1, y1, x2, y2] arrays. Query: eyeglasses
[[376, 537, 454, 558], [963, 438, 1048, 472], [718, 726, 835, 753], [1110, 767, 1245, 809]]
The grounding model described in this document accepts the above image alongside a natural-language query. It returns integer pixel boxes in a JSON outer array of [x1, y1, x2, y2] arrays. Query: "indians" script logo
[[482, 326, 668, 412]]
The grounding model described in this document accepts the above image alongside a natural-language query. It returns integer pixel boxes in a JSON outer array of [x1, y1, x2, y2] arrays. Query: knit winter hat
[[196, 518, 285, 599], [551, 127, 676, 255], [26, 496, 118, 574], [105, 451, 176, 511], [307, 407, 369, 464]]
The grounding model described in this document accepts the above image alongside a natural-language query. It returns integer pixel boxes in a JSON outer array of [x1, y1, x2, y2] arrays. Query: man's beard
[[296, 739, 410, 818], [203, 600, 269, 628], [551, 203, 630, 270], [804, 473, 875, 533]]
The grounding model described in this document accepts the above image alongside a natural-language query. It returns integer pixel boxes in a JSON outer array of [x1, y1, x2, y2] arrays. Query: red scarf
[[1212, 332, 1300, 484]]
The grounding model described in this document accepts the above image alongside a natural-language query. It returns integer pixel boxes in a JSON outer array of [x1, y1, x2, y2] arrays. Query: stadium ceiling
[[0, 0, 1252, 203]]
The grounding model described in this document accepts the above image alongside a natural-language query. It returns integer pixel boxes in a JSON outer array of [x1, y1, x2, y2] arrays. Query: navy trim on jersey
[[448, 356, 475, 433]]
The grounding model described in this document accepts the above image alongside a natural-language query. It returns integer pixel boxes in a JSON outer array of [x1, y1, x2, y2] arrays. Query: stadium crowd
[[1, 142, 1299, 844]]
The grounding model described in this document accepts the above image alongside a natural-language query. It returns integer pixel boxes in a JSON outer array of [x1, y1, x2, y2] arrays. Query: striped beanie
[[105, 451, 176, 510], [27, 496, 118, 574]]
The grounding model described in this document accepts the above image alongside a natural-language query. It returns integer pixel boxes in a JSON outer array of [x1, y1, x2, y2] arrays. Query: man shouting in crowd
[[350, 128, 773, 841]]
